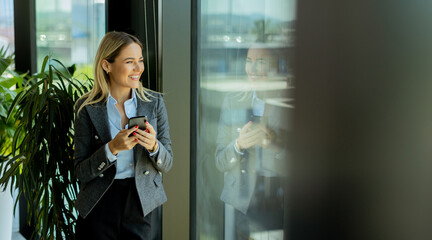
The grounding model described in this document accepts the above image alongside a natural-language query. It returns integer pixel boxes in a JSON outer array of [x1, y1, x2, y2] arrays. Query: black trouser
[[75, 178, 152, 240], [235, 175, 284, 239]]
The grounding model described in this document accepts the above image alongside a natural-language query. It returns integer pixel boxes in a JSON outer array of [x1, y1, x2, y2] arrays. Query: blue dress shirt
[[104, 90, 159, 179]]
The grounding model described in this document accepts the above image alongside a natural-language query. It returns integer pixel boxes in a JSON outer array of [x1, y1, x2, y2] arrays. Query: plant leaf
[[0, 56, 13, 76]]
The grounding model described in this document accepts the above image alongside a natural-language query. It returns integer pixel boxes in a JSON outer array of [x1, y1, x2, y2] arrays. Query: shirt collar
[[130, 89, 138, 108], [107, 89, 138, 108], [107, 93, 117, 106]]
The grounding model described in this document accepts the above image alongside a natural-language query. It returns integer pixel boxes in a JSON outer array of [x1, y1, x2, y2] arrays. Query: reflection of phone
[[250, 115, 261, 123], [249, 115, 261, 130], [129, 116, 147, 130]]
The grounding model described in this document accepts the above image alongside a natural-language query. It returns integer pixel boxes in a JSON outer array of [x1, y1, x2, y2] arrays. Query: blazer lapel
[[134, 96, 156, 164], [136, 96, 155, 120], [85, 102, 112, 144]]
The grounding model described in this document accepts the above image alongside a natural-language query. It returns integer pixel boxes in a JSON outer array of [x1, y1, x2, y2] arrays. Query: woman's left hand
[[133, 122, 158, 152]]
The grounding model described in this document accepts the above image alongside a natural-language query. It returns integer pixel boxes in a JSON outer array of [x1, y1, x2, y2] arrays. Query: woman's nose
[[134, 62, 144, 72], [250, 62, 258, 71]]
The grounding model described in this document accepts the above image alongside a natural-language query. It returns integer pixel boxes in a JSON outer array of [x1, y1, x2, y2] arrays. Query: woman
[[74, 31, 173, 239], [215, 46, 288, 239]]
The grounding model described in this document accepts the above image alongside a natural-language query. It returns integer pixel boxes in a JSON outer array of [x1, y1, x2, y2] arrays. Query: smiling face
[[245, 47, 272, 81], [103, 43, 144, 91]]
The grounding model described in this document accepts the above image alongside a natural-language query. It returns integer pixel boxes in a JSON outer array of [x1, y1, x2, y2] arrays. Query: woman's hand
[[236, 121, 266, 151], [133, 122, 158, 152], [108, 126, 140, 155]]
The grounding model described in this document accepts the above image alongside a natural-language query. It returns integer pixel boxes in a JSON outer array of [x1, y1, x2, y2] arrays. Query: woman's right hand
[[236, 121, 266, 151], [108, 126, 140, 155]]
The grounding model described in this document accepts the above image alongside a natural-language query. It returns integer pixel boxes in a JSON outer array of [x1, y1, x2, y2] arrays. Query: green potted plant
[[0, 46, 25, 240], [0, 46, 24, 157], [0, 54, 93, 239]]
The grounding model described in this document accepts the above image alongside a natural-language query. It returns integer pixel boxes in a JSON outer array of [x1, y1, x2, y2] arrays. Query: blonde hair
[[76, 31, 153, 115]]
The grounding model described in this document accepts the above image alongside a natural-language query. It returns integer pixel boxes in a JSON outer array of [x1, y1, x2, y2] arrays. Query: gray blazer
[[215, 93, 257, 214], [215, 92, 288, 214], [73, 92, 173, 218]]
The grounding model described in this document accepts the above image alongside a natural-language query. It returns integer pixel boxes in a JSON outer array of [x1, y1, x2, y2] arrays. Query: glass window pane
[[0, 0, 15, 55], [195, 0, 295, 239], [36, 0, 105, 78]]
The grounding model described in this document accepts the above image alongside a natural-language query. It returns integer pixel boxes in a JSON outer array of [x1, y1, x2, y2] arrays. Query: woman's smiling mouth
[[129, 75, 140, 80]]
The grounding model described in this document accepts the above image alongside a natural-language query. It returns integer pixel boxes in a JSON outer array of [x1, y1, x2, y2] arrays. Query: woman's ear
[[101, 60, 111, 73]]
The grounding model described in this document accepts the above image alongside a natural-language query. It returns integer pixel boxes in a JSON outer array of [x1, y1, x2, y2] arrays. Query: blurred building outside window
[[0, 0, 15, 56], [36, 0, 105, 80]]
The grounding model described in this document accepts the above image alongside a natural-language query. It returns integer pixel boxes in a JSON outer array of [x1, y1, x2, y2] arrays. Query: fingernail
[[133, 132, 137, 136], [135, 138, 138, 141], [135, 125, 139, 128], [249, 121, 252, 124], [145, 130, 149, 133], [145, 122, 149, 124]]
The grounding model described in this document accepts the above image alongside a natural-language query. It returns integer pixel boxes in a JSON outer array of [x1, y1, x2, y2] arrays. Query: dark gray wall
[[291, 1, 432, 240], [161, 0, 191, 239]]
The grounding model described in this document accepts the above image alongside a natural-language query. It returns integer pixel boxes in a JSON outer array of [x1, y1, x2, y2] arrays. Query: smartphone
[[250, 115, 261, 123], [249, 115, 262, 130], [128, 116, 147, 130]]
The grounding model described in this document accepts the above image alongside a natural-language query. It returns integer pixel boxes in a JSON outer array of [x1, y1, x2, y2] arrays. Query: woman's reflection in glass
[[215, 45, 289, 239]]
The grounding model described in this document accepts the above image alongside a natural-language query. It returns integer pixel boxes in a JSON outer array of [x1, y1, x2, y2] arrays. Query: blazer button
[[156, 159, 162, 165], [144, 170, 150, 175], [99, 174, 104, 178], [241, 169, 246, 174], [94, 135, 99, 140], [230, 157, 236, 163]]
